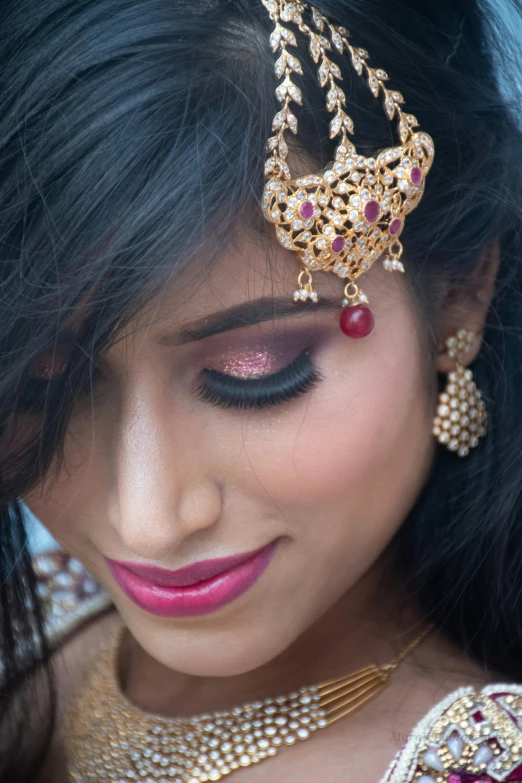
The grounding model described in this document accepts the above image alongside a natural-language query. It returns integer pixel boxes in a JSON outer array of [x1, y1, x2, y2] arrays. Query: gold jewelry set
[[63, 2, 489, 781], [63, 622, 432, 782]]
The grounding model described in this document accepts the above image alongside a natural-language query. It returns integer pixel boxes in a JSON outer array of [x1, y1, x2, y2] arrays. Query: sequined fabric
[[33, 549, 112, 647], [381, 685, 522, 783]]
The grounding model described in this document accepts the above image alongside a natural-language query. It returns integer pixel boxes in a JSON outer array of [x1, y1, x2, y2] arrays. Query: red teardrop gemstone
[[331, 235, 345, 253], [364, 200, 380, 222], [299, 201, 314, 219], [339, 304, 375, 338], [411, 167, 422, 185], [389, 218, 402, 235]]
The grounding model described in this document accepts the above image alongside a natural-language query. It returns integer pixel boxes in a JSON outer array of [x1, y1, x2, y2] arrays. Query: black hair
[[1, 0, 521, 779]]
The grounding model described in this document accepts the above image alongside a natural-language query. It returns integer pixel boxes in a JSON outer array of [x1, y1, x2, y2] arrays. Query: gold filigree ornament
[[261, 1, 435, 336]]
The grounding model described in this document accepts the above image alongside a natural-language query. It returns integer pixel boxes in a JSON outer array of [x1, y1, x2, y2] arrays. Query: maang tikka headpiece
[[261, 1, 435, 337]]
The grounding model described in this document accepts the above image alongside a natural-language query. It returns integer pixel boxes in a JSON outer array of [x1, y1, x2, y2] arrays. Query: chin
[[119, 606, 302, 678]]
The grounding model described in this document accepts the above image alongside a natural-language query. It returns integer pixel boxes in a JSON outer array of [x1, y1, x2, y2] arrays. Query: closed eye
[[195, 351, 323, 410]]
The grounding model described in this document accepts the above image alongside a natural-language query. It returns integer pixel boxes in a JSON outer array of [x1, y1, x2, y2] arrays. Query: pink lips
[[105, 542, 277, 618]]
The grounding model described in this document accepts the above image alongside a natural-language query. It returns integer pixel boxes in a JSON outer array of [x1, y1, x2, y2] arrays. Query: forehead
[[120, 229, 344, 342]]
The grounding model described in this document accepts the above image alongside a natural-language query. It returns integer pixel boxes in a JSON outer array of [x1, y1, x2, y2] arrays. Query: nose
[[107, 376, 222, 560]]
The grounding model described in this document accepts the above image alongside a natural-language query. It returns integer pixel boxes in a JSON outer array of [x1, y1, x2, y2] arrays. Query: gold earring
[[432, 329, 487, 457]]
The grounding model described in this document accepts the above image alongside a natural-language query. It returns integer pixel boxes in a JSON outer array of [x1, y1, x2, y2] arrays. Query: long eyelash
[[196, 351, 323, 411]]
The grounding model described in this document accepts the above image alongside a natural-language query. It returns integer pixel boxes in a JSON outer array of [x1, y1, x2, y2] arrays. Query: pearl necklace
[[63, 622, 432, 783]]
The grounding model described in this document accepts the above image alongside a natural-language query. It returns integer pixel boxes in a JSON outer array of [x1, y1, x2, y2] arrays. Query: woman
[[1, 0, 522, 780]]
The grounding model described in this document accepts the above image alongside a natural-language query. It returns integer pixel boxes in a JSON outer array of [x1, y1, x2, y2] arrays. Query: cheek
[[24, 429, 103, 546], [237, 315, 434, 553]]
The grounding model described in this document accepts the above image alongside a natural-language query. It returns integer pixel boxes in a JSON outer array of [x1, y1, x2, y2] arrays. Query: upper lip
[[105, 545, 272, 587]]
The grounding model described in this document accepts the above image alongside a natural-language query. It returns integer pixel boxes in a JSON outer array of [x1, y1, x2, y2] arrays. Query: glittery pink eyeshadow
[[28, 346, 70, 380], [219, 350, 276, 379]]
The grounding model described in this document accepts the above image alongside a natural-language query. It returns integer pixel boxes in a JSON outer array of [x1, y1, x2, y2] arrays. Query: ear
[[436, 238, 500, 373]]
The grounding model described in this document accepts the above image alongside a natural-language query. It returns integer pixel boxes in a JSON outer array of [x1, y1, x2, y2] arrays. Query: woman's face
[[25, 234, 435, 676]]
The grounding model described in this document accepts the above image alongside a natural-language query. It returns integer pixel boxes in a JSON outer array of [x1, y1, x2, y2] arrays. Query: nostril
[[109, 481, 223, 561], [113, 519, 182, 562], [177, 481, 223, 535]]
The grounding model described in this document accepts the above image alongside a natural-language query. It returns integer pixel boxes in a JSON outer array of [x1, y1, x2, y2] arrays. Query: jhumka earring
[[432, 329, 487, 457], [261, 1, 435, 337]]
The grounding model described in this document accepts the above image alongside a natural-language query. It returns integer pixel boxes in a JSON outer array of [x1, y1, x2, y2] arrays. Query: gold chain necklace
[[63, 622, 432, 783]]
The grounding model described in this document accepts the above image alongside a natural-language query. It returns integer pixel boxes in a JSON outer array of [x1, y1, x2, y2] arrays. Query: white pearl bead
[[423, 748, 444, 772], [447, 734, 463, 760], [474, 743, 494, 765]]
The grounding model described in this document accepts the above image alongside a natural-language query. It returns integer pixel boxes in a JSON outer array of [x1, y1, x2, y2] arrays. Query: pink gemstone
[[389, 218, 402, 235], [299, 201, 314, 219], [448, 776, 461, 783], [331, 235, 345, 253], [339, 304, 374, 338], [364, 200, 380, 222], [411, 167, 422, 185]]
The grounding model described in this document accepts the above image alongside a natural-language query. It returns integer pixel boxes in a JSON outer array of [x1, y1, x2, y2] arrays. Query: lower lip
[[106, 543, 277, 618]]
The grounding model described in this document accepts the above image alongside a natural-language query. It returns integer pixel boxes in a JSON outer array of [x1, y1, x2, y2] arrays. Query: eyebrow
[[157, 296, 338, 346]]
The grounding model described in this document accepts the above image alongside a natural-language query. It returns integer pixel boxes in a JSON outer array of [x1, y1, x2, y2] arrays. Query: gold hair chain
[[261, 1, 435, 312]]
